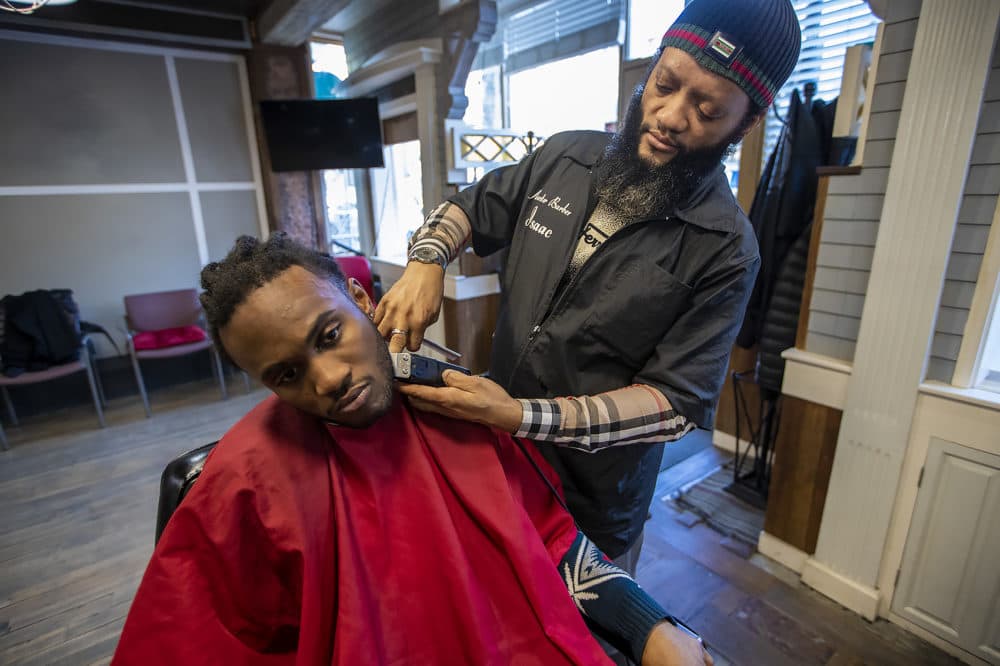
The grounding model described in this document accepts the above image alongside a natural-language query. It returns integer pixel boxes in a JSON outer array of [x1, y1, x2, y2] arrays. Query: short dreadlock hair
[[199, 233, 348, 362]]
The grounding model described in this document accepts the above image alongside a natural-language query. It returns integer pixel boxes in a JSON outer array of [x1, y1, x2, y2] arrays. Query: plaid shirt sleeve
[[514, 384, 695, 452], [407, 202, 473, 266]]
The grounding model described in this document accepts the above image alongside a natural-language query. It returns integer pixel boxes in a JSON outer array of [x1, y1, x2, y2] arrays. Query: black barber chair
[[155, 441, 218, 544]]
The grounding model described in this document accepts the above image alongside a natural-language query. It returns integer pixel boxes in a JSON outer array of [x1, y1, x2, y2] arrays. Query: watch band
[[667, 615, 703, 644], [407, 245, 448, 270]]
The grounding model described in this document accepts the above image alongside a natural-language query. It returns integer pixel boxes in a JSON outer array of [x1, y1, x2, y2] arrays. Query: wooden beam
[[257, 0, 351, 47], [736, 120, 764, 212], [714, 119, 765, 439]]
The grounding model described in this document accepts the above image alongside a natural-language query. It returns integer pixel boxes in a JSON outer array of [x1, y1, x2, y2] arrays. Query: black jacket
[[757, 222, 812, 395], [738, 92, 837, 349], [450, 131, 759, 557]]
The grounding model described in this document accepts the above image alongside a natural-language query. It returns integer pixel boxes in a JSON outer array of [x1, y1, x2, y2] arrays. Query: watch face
[[411, 248, 444, 266]]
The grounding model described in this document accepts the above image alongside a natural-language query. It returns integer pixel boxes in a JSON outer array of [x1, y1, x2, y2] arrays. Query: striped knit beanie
[[660, 0, 801, 108]]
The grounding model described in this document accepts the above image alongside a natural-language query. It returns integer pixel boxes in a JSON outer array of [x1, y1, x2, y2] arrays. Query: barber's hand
[[641, 621, 713, 666], [397, 371, 523, 433], [375, 261, 445, 353]]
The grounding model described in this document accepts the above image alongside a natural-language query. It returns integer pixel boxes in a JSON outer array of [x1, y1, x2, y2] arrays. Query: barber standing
[[377, 0, 801, 574]]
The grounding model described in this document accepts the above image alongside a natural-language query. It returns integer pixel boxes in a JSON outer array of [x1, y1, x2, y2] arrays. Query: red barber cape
[[113, 394, 612, 665]]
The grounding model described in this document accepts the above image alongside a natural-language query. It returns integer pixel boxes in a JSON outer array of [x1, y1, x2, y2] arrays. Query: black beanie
[[660, 0, 802, 108]]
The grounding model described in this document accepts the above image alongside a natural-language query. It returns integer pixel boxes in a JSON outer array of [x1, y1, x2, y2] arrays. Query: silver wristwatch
[[408, 245, 448, 270]]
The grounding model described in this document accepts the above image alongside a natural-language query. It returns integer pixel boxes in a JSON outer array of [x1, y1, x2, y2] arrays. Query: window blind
[[762, 0, 880, 164], [476, 0, 624, 72]]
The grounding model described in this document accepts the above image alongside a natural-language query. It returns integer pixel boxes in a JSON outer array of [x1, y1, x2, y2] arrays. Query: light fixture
[[1, 0, 78, 14]]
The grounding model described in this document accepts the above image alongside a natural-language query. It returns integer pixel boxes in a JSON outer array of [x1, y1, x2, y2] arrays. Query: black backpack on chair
[[0, 289, 118, 377]]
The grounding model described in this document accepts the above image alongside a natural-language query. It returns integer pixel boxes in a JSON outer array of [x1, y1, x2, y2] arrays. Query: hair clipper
[[391, 352, 471, 387]]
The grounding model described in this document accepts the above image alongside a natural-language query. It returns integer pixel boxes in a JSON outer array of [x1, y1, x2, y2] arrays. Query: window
[[951, 193, 1000, 394], [310, 40, 363, 255], [371, 140, 424, 260], [498, 0, 621, 68], [464, 65, 503, 129], [311, 41, 348, 99], [722, 147, 741, 198], [465, 0, 625, 132], [978, 291, 1000, 392], [323, 170, 361, 255], [507, 46, 621, 138], [760, 0, 881, 168], [626, 0, 684, 60]]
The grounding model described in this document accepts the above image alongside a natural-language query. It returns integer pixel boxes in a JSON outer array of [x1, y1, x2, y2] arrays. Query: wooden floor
[[0, 381, 960, 665], [643, 449, 960, 666], [0, 378, 267, 666]]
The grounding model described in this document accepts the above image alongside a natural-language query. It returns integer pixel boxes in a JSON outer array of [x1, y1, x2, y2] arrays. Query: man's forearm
[[515, 384, 695, 451], [559, 530, 670, 662], [408, 202, 473, 266]]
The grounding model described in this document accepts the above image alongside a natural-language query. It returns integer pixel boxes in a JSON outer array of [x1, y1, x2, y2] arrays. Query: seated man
[[113, 233, 711, 666]]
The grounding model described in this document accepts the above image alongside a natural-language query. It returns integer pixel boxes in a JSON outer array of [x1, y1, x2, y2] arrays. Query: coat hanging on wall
[[736, 86, 838, 363]]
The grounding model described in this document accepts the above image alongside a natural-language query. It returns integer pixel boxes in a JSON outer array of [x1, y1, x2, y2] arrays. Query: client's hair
[[200, 233, 347, 357]]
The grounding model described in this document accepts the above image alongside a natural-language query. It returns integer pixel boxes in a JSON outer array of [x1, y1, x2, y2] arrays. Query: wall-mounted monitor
[[259, 98, 385, 171]]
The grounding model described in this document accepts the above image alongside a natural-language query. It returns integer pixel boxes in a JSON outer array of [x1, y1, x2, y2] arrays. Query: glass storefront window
[[626, 0, 684, 60], [310, 41, 362, 254], [507, 46, 620, 138], [371, 140, 424, 260]]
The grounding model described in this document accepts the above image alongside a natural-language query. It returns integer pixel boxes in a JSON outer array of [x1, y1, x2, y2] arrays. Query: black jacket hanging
[[737, 90, 836, 349], [756, 220, 812, 396]]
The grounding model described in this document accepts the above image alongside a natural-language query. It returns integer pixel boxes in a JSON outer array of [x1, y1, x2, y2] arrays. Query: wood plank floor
[[643, 448, 961, 666], [0, 381, 961, 665], [0, 378, 266, 666]]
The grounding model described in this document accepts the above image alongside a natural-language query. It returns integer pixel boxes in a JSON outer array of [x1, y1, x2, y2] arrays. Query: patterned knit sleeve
[[514, 384, 695, 452], [559, 530, 670, 662], [407, 201, 473, 266]]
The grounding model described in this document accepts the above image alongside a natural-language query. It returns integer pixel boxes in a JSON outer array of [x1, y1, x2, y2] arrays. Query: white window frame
[[951, 193, 1000, 391]]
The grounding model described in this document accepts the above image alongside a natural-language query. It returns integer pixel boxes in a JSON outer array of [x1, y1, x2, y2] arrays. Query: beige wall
[[0, 32, 265, 357]]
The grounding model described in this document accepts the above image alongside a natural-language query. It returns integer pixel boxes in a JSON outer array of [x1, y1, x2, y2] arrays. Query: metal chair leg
[[94, 366, 108, 408], [84, 354, 106, 428], [85, 337, 108, 407], [93, 355, 108, 409], [210, 346, 228, 400], [129, 346, 152, 418], [2, 386, 17, 426], [0, 420, 8, 451]]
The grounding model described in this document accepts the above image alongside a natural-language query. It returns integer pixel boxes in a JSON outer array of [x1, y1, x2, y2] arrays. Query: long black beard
[[594, 85, 739, 221]]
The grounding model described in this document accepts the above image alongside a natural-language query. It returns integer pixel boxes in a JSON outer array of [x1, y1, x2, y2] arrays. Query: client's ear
[[346, 277, 374, 316]]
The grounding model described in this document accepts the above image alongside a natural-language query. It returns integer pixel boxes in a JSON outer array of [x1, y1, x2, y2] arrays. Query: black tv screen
[[259, 98, 385, 171]]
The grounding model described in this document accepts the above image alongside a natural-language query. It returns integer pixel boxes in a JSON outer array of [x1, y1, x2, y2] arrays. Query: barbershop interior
[[1, 0, 999, 664]]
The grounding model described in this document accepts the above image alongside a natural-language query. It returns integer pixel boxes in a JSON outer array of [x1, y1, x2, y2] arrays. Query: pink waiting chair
[[124, 289, 227, 418], [0, 336, 106, 450]]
